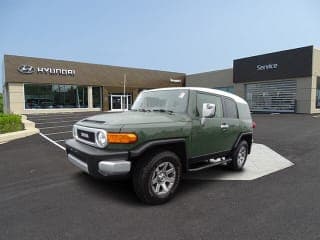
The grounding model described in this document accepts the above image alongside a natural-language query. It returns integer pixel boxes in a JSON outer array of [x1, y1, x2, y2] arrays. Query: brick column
[[102, 87, 109, 111], [132, 89, 139, 102]]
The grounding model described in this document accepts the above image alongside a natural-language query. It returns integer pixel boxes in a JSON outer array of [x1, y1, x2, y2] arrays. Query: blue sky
[[1, 0, 319, 92]]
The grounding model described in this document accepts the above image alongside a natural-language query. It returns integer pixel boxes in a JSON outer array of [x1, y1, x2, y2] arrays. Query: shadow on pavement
[[71, 171, 215, 206]]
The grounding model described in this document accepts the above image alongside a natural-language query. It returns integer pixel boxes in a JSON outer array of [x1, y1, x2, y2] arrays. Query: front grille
[[74, 125, 107, 148], [77, 129, 95, 143]]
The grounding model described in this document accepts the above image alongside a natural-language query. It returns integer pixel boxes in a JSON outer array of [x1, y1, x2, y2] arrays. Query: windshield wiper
[[152, 109, 174, 114]]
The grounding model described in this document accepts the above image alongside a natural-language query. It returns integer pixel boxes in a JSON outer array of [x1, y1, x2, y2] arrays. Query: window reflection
[[24, 84, 88, 109], [92, 86, 102, 108]]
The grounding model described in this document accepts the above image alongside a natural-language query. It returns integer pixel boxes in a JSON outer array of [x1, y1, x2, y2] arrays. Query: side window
[[196, 93, 222, 118], [223, 98, 238, 119]]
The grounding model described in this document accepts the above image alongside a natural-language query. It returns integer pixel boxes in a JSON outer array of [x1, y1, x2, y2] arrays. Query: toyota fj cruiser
[[66, 87, 253, 204]]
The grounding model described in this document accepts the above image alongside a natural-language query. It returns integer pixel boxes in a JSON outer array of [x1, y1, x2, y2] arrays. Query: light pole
[[123, 74, 126, 110]]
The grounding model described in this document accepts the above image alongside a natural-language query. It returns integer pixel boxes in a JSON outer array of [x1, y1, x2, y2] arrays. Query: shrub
[[0, 114, 24, 134]]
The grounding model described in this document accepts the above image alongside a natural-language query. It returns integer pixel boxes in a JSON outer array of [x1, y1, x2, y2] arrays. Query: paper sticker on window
[[179, 92, 186, 98]]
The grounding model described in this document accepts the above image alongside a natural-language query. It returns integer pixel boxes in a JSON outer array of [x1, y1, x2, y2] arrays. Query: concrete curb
[[0, 115, 39, 144]]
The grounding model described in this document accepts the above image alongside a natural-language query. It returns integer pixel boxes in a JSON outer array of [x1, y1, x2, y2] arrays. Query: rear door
[[190, 92, 225, 158], [220, 97, 240, 150]]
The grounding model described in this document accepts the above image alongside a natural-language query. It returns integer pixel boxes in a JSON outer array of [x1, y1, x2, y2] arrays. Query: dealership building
[[2, 45, 320, 114], [2, 55, 185, 114], [187, 46, 320, 114]]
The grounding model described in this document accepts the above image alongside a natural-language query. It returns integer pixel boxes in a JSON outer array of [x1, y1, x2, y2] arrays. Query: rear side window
[[223, 98, 238, 119]]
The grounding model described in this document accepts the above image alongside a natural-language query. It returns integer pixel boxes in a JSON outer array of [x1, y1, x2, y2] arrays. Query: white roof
[[145, 87, 248, 104]]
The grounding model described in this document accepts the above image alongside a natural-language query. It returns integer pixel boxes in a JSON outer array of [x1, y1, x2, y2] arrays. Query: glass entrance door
[[110, 94, 131, 111], [111, 95, 122, 111]]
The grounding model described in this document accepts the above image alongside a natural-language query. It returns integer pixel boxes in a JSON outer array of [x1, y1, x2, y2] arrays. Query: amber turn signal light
[[107, 133, 138, 144]]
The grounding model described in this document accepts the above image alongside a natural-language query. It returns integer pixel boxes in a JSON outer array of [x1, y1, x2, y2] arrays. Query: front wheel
[[132, 150, 182, 205], [228, 141, 248, 171]]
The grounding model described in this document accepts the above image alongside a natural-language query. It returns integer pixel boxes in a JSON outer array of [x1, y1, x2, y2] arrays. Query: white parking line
[[28, 114, 74, 119], [39, 133, 66, 151], [36, 120, 77, 125], [45, 131, 72, 136], [28, 114, 98, 121], [30, 117, 83, 121], [28, 112, 89, 117], [30, 114, 86, 119], [39, 125, 73, 130], [55, 140, 66, 142]]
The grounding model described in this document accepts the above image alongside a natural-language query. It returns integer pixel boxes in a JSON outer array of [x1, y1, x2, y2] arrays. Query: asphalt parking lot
[[1, 113, 320, 240], [27, 111, 101, 149]]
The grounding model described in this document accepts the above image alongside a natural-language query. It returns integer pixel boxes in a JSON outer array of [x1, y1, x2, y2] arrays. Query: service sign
[[233, 46, 313, 83]]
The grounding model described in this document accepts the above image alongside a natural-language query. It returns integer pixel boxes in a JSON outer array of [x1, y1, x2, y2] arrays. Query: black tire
[[228, 140, 248, 171], [132, 150, 182, 205]]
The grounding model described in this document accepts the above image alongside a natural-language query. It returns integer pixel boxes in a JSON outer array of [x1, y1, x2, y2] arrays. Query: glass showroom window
[[24, 84, 88, 109], [316, 77, 320, 109], [92, 86, 102, 108]]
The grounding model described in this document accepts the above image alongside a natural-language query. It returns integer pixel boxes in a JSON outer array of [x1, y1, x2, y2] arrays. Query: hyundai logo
[[17, 65, 35, 74]]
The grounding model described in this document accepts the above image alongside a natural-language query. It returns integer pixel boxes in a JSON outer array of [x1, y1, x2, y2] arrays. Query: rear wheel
[[132, 150, 182, 205], [228, 140, 248, 170]]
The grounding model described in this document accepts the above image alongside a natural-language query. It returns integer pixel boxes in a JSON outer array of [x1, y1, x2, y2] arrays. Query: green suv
[[66, 87, 253, 204]]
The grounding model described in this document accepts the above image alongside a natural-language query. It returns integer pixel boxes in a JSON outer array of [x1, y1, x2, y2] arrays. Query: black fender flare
[[130, 138, 187, 158], [232, 132, 253, 154]]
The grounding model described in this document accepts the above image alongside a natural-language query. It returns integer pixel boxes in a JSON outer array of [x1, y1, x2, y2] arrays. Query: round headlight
[[96, 130, 107, 148]]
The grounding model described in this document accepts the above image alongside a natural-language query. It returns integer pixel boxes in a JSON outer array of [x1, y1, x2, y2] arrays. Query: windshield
[[131, 89, 189, 113]]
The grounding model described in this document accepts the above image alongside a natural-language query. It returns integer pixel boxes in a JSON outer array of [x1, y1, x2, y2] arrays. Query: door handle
[[221, 123, 229, 129]]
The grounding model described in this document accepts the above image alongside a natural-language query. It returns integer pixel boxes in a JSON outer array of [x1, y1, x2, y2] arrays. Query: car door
[[220, 97, 240, 151], [190, 92, 225, 158]]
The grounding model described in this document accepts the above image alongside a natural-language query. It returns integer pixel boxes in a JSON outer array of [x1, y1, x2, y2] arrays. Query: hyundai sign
[[17, 64, 75, 76]]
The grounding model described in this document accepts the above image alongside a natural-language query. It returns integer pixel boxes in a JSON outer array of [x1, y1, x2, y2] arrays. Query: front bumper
[[65, 139, 131, 177]]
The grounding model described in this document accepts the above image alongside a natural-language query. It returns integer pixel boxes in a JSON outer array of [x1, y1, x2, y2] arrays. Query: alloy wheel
[[237, 146, 247, 166], [151, 162, 176, 195]]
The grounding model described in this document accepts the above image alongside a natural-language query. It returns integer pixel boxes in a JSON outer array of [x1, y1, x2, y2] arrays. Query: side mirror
[[202, 103, 216, 118], [201, 103, 216, 125]]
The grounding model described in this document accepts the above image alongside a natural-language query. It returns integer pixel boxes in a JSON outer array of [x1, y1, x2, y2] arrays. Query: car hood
[[79, 111, 191, 126]]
